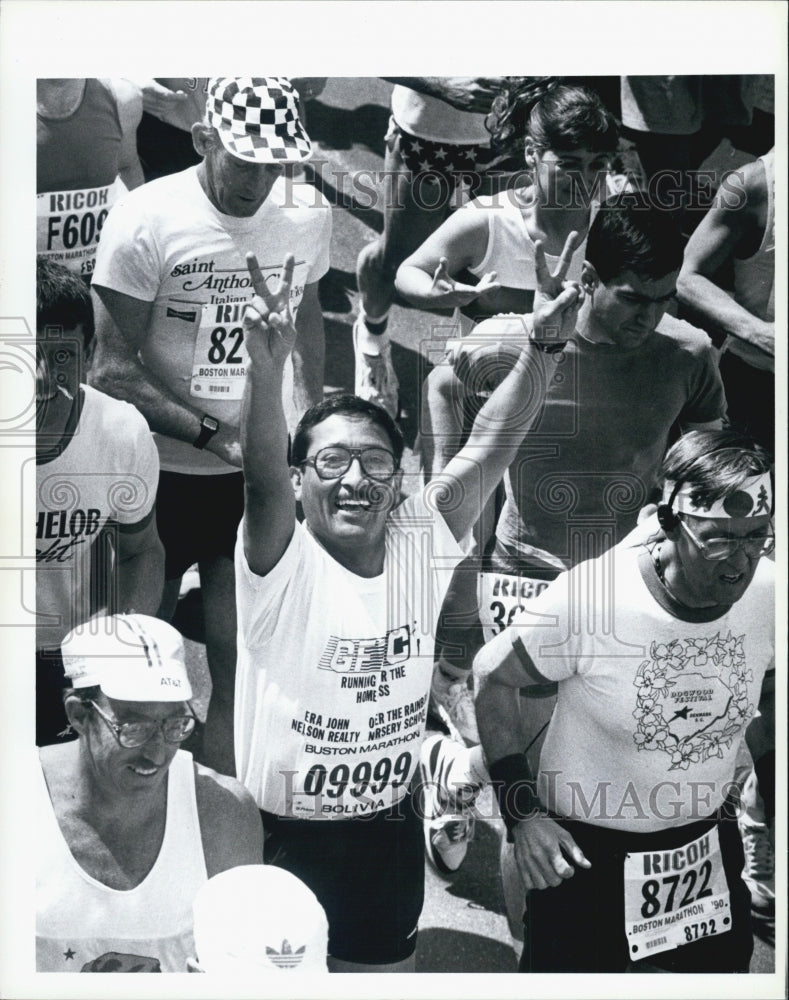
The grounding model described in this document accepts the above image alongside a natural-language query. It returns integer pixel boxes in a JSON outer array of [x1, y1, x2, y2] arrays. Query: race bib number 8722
[[624, 826, 731, 961]]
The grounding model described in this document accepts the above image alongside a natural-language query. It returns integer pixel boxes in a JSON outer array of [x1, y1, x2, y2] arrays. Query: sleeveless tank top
[[36, 750, 207, 972], [37, 78, 122, 192]]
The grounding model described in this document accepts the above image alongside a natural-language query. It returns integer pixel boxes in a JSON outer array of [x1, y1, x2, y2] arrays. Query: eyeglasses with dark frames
[[89, 700, 197, 749], [300, 446, 398, 482], [678, 516, 775, 561]]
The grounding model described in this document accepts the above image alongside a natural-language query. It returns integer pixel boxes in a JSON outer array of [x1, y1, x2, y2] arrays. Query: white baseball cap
[[61, 614, 192, 702], [193, 865, 329, 974]]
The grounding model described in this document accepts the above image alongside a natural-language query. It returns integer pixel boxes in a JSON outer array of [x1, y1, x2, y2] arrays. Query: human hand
[[512, 813, 591, 890], [430, 257, 501, 307], [243, 253, 298, 369], [531, 231, 583, 348], [428, 76, 507, 112], [138, 79, 188, 117]]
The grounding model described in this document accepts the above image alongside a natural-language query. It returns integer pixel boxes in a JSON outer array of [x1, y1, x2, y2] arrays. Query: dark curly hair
[[486, 78, 619, 157], [290, 393, 404, 468]]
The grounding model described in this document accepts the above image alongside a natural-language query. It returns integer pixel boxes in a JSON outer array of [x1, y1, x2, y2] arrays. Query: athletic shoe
[[353, 314, 399, 419], [418, 734, 479, 874], [741, 821, 775, 918], [431, 677, 480, 746]]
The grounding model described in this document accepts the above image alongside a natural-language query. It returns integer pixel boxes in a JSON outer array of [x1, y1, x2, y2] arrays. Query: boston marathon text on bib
[[287, 624, 430, 819], [37, 184, 116, 277], [624, 826, 731, 960]]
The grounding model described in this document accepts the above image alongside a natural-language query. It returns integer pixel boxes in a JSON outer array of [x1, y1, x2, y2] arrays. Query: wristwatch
[[193, 414, 219, 450]]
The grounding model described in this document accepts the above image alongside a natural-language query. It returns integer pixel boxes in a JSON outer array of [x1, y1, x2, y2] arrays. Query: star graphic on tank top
[[434, 147, 448, 160], [63, 948, 75, 960], [418, 158, 433, 172], [463, 148, 477, 160], [410, 139, 423, 154]]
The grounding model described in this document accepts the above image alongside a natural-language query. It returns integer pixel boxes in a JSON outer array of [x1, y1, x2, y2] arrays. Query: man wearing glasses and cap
[[475, 429, 775, 972], [90, 78, 331, 775], [36, 613, 263, 972]]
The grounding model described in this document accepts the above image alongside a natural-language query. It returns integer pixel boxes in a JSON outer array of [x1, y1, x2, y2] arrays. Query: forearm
[[678, 273, 774, 356], [395, 263, 451, 309], [292, 310, 325, 415], [476, 672, 527, 767], [241, 355, 290, 495], [115, 543, 165, 615], [462, 343, 550, 471]]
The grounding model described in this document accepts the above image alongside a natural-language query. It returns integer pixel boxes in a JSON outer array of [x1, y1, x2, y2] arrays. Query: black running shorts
[[155, 471, 244, 581], [261, 795, 424, 965]]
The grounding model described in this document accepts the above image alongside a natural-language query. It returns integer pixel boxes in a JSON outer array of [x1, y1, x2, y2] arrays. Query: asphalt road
[[178, 77, 775, 976]]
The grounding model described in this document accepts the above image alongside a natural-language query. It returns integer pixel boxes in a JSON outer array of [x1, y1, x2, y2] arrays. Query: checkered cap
[[207, 77, 312, 163]]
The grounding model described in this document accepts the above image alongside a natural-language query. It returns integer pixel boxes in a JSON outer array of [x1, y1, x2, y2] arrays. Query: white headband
[[663, 472, 772, 519]]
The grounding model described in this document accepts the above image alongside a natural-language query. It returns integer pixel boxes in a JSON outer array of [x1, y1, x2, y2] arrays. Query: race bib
[[36, 183, 115, 277], [624, 826, 731, 961], [478, 570, 550, 642], [190, 300, 251, 400], [290, 747, 415, 820]]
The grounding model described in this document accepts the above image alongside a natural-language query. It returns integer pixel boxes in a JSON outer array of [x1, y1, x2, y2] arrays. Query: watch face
[[203, 417, 219, 432]]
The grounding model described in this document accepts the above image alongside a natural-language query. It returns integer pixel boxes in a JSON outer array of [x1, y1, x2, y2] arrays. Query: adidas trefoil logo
[[266, 939, 306, 969]]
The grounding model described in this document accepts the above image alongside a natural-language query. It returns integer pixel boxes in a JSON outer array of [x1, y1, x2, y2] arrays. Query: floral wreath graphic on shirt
[[632, 632, 755, 770]]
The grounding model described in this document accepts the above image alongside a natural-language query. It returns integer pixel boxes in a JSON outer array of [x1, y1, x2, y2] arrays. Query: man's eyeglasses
[[679, 517, 775, 561], [90, 700, 197, 749], [300, 446, 398, 482]]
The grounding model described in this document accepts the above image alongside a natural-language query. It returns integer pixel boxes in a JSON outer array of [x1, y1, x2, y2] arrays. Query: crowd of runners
[[34, 75, 776, 974]]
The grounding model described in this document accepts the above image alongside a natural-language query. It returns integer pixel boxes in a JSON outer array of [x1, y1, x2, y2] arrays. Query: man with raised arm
[[234, 238, 581, 972], [475, 429, 774, 972], [90, 78, 331, 774]]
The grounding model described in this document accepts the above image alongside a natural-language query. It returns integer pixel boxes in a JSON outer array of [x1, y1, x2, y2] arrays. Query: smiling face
[[584, 267, 678, 349], [193, 124, 284, 217], [529, 145, 610, 208], [82, 694, 188, 795], [667, 513, 773, 607], [292, 414, 402, 573]]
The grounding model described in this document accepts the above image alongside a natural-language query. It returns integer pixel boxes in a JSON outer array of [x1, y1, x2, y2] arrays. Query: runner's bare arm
[[109, 78, 145, 190], [114, 511, 165, 616], [395, 209, 500, 309], [475, 628, 591, 890], [90, 285, 242, 467], [291, 280, 325, 415], [241, 253, 299, 577], [381, 77, 506, 113], [677, 162, 774, 363], [195, 765, 265, 876], [434, 234, 582, 542]]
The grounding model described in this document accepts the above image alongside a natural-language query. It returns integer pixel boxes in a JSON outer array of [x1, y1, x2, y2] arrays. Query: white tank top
[[391, 85, 490, 144], [36, 750, 207, 972], [729, 149, 774, 369]]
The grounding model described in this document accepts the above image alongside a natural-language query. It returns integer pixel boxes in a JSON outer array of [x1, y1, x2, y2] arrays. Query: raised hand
[[431, 257, 501, 307], [137, 79, 188, 118], [531, 231, 583, 347], [243, 252, 298, 367], [429, 77, 507, 113]]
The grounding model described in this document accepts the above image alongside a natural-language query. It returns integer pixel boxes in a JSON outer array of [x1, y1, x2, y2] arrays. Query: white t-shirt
[[92, 168, 332, 474], [510, 534, 774, 832], [36, 385, 159, 650], [235, 490, 464, 819]]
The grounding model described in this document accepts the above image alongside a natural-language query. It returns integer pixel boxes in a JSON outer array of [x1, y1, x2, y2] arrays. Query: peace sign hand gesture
[[431, 257, 501, 307], [531, 231, 584, 348], [243, 252, 298, 368]]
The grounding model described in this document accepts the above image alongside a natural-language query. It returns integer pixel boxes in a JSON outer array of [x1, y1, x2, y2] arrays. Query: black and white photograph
[[1, 2, 785, 997]]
